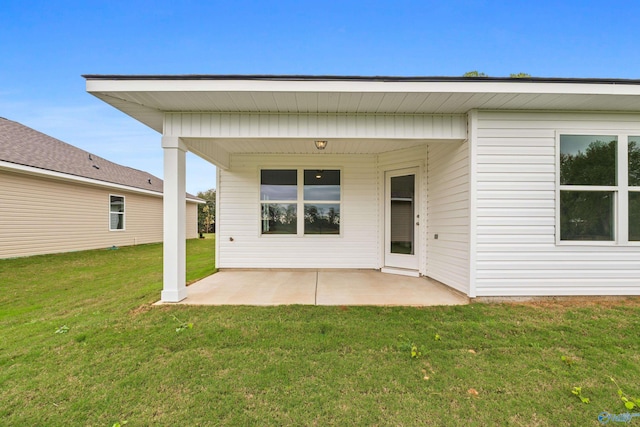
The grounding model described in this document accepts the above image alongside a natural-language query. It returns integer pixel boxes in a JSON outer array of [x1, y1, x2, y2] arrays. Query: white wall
[[217, 153, 379, 268], [426, 141, 470, 294], [474, 111, 640, 296], [165, 113, 467, 140]]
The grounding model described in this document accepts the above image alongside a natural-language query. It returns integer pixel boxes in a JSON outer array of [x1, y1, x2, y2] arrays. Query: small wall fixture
[[314, 140, 328, 150]]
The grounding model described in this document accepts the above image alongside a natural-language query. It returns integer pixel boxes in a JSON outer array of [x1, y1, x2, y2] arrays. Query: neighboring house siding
[[0, 170, 199, 258], [186, 202, 199, 239], [426, 141, 470, 294], [474, 111, 640, 296], [218, 153, 379, 268]]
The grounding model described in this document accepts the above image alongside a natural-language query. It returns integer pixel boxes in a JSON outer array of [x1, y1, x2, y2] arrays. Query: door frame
[[383, 167, 420, 273]]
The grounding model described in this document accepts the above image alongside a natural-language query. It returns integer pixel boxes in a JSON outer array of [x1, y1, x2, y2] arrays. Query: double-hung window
[[260, 170, 298, 234], [109, 195, 125, 231], [260, 169, 341, 235], [558, 133, 640, 243]]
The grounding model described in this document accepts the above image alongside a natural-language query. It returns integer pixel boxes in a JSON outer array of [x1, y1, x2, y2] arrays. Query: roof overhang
[[85, 75, 640, 134]]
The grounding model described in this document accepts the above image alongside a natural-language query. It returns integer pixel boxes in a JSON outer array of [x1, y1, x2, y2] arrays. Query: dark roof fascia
[[82, 74, 640, 85]]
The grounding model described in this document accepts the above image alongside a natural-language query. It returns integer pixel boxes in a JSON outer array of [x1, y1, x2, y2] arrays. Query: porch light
[[315, 170, 323, 179], [314, 140, 328, 150]]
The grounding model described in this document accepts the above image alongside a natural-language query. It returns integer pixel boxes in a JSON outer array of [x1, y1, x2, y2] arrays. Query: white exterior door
[[384, 168, 420, 271]]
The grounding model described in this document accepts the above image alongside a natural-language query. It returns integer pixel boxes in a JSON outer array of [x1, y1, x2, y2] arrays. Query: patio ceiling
[[183, 137, 435, 156], [85, 75, 640, 134]]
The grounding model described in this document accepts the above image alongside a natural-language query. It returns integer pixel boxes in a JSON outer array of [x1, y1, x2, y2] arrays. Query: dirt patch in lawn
[[512, 296, 640, 309], [475, 295, 640, 309]]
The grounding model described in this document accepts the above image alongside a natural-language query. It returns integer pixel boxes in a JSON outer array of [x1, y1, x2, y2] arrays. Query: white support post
[[161, 136, 188, 302]]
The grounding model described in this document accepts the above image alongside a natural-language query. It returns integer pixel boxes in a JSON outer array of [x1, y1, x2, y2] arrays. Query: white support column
[[161, 136, 188, 302], [467, 110, 479, 298]]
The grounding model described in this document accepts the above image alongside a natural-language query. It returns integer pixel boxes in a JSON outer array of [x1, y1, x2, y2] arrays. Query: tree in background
[[197, 188, 216, 234], [463, 71, 488, 77], [462, 71, 532, 78]]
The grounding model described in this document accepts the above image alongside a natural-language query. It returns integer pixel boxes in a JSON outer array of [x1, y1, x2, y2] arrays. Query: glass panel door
[[390, 174, 415, 254], [385, 168, 419, 271]]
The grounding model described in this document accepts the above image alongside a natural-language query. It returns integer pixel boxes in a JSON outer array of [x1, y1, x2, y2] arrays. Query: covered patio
[[169, 269, 469, 306], [85, 75, 474, 303]]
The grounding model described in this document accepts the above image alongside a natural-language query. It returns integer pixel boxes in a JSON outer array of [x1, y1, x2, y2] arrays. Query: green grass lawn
[[1, 238, 640, 426]]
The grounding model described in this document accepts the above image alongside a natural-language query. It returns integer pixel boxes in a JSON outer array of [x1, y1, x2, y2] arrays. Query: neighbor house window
[[260, 169, 341, 235], [109, 195, 125, 231], [559, 134, 640, 243]]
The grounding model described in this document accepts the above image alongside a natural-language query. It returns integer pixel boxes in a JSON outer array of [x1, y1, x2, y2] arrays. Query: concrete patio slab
[[169, 269, 468, 306], [177, 270, 317, 305], [316, 270, 468, 306]]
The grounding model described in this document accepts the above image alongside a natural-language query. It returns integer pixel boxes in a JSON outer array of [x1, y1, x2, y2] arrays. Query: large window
[[109, 195, 125, 231], [260, 169, 341, 235], [558, 134, 640, 243], [630, 137, 640, 241]]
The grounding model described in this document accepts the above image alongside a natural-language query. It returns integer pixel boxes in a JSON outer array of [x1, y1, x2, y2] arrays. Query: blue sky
[[2, 0, 639, 194]]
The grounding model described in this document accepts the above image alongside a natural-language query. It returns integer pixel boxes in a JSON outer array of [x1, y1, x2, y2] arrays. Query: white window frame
[[259, 168, 342, 237], [109, 194, 125, 232], [555, 131, 640, 246], [628, 135, 640, 244]]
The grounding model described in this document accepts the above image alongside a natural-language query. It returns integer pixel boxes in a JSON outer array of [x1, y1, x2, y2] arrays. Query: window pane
[[630, 137, 640, 187], [630, 192, 640, 241], [261, 170, 297, 200], [304, 203, 340, 234], [110, 195, 124, 213], [390, 174, 415, 254], [560, 135, 617, 186], [560, 191, 614, 241], [261, 203, 297, 234], [304, 170, 340, 200], [110, 213, 123, 230]]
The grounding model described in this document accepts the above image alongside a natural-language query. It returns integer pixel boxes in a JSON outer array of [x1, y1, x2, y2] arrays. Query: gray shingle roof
[[0, 117, 201, 200]]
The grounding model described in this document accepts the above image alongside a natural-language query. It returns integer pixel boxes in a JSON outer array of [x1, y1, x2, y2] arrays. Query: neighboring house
[[84, 75, 640, 302], [0, 117, 201, 259]]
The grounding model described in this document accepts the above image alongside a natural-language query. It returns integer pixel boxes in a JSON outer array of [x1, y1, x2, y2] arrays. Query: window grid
[[109, 195, 125, 231], [260, 169, 341, 236], [557, 133, 640, 244]]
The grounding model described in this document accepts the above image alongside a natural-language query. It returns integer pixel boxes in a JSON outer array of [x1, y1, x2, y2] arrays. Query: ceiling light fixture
[[314, 140, 328, 150]]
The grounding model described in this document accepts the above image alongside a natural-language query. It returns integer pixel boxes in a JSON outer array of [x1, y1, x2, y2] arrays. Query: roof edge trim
[[82, 74, 640, 85]]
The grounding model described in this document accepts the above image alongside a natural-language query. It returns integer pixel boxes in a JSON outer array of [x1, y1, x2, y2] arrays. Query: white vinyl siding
[[165, 113, 467, 140], [218, 154, 378, 269], [0, 170, 199, 259], [426, 141, 470, 294], [474, 111, 640, 296]]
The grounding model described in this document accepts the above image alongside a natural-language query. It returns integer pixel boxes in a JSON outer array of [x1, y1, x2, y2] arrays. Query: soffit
[[85, 76, 640, 133]]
